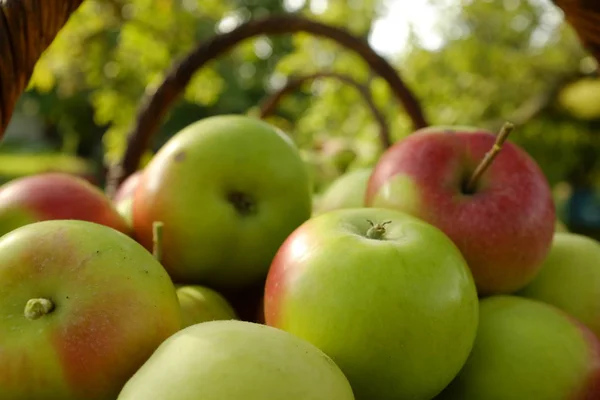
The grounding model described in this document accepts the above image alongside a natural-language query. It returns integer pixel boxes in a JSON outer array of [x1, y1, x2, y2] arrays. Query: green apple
[[264, 207, 479, 400], [518, 233, 600, 337], [133, 115, 312, 289], [117, 320, 355, 400], [176, 285, 238, 328], [0, 220, 182, 400], [314, 168, 372, 214], [437, 295, 600, 399]]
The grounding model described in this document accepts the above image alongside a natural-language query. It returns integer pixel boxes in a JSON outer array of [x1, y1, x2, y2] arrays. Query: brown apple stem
[[24, 298, 55, 320], [465, 122, 515, 193], [366, 220, 391, 240], [152, 221, 164, 263]]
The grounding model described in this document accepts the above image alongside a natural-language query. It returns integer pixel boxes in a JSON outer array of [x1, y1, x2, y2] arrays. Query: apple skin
[[176, 285, 238, 328], [0, 219, 182, 400], [518, 233, 600, 337], [365, 127, 555, 295], [436, 295, 600, 400], [117, 320, 356, 400], [0, 172, 130, 238], [314, 167, 372, 215], [114, 170, 142, 204], [264, 207, 479, 400], [133, 115, 312, 289], [113, 171, 142, 229]]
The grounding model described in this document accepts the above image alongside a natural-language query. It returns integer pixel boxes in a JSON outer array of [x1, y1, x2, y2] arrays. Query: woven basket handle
[[0, 0, 84, 137], [258, 71, 392, 149], [107, 14, 428, 196]]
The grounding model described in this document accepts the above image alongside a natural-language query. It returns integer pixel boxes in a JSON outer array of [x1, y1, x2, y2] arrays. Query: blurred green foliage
[[2, 0, 599, 192]]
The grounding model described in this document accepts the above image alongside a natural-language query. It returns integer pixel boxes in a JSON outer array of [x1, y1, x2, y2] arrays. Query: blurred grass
[[0, 153, 93, 183]]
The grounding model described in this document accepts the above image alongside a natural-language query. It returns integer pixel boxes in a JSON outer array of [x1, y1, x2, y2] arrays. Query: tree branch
[[259, 72, 392, 149], [553, 0, 600, 65], [106, 14, 428, 196], [0, 0, 85, 138]]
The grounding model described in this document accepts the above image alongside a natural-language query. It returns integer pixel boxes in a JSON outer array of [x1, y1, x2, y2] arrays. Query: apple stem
[[465, 122, 515, 193], [153, 221, 164, 263], [366, 219, 391, 240], [24, 298, 54, 320]]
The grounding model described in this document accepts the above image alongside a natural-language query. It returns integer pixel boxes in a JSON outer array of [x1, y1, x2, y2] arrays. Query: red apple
[[0, 219, 182, 399], [366, 125, 555, 295], [265, 207, 479, 400], [0, 172, 130, 238]]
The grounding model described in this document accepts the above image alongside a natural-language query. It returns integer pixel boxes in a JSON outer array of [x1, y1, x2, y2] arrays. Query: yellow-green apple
[[366, 125, 555, 295], [133, 115, 312, 289], [113, 170, 143, 228], [314, 168, 372, 215], [0, 172, 129, 238], [176, 285, 238, 328], [437, 295, 600, 400], [117, 320, 355, 400], [518, 233, 600, 337], [264, 207, 479, 400], [0, 219, 182, 400]]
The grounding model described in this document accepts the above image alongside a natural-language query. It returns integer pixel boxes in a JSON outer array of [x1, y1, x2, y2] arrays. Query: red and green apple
[[264, 207, 479, 400], [0, 172, 130, 238], [0, 219, 181, 400], [113, 170, 143, 228], [437, 295, 600, 399], [365, 125, 555, 295]]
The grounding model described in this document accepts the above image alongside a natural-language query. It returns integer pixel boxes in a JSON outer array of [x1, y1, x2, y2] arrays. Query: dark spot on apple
[[227, 191, 257, 216], [444, 129, 456, 135], [174, 151, 186, 162], [460, 174, 477, 195]]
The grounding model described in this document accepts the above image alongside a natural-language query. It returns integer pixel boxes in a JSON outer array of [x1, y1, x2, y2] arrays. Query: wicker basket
[[1, 1, 598, 194]]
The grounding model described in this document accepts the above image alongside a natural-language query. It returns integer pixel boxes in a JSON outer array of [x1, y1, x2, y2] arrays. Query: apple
[[366, 125, 555, 295], [518, 232, 600, 337], [133, 115, 312, 289], [0, 172, 130, 238], [314, 167, 372, 214], [264, 207, 479, 400], [114, 170, 143, 204], [117, 320, 355, 400], [436, 295, 600, 399], [0, 219, 182, 400], [113, 170, 142, 228], [176, 285, 238, 328]]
